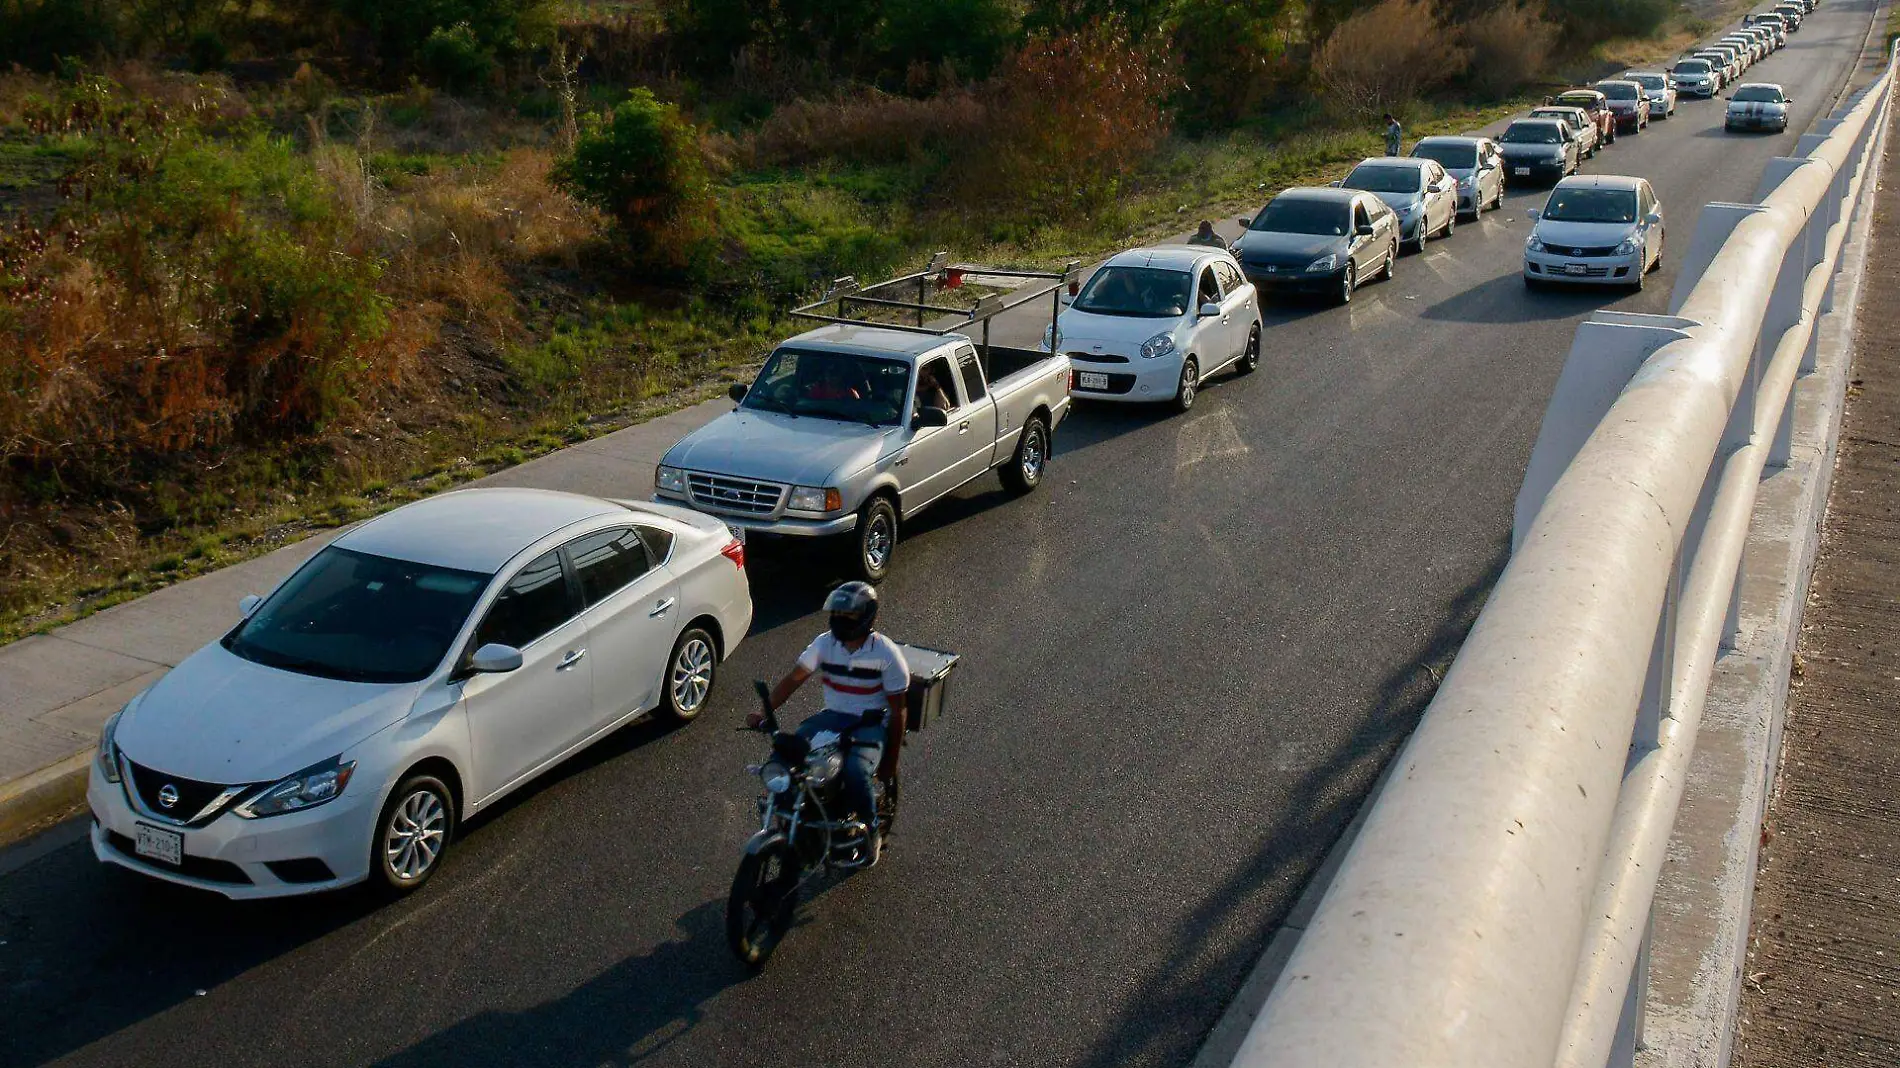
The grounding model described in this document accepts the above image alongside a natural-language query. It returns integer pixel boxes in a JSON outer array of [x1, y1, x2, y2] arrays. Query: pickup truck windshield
[[1070, 266, 1193, 317], [744, 348, 910, 425]]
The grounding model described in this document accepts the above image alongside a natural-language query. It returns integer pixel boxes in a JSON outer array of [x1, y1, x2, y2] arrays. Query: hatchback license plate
[[135, 822, 183, 866], [1515, 166, 1531, 176], [1077, 372, 1110, 390], [1566, 263, 1590, 276]]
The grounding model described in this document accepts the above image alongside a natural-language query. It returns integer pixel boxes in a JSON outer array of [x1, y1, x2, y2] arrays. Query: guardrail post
[[1607, 912, 1654, 1068], [1513, 314, 1697, 553]]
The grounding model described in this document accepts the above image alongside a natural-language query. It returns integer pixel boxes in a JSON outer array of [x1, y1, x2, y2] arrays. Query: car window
[[1412, 141, 1478, 169], [636, 525, 675, 564], [1354, 203, 1372, 230], [1196, 267, 1220, 306], [744, 348, 908, 427], [1503, 121, 1565, 144], [1249, 197, 1350, 236], [564, 527, 654, 608], [475, 550, 578, 651], [1071, 265, 1194, 316], [1732, 85, 1785, 102], [916, 356, 959, 414], [956, 348, 987, 401], [1344, 164, 1425, 193], [1213, 260, 1244, 295], [1542, 187, 1639, 223]]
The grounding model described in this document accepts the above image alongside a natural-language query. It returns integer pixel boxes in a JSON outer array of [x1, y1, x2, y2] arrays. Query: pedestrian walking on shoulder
[[1187, 220, 1227, 250], [1384, 113, 1403, 157]]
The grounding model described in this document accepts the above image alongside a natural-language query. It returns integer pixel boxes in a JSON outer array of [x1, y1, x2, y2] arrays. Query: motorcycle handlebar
[[752, 680, 782, 734]]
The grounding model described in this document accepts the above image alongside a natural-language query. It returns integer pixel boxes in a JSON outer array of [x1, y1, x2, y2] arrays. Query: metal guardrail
[[1231, 41, 1898, 1068]]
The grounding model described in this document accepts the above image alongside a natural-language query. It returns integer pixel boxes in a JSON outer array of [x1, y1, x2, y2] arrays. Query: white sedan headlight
[[1306, 254, 1339, 273], [788, 486, 842, 512], [96, 708, 125, 784], [1616, 238, 1639, 256], [655, 465, 686, 496], [1527, 235, 1547, 253], [1140, 333, 1177, 360], [235, 756, 355, 819]]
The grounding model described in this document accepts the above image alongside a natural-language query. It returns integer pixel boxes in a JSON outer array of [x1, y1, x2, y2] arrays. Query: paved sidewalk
[[1733, 116, 1900, 1068]]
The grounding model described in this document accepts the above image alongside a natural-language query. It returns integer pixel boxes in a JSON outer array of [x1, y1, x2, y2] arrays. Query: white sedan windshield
[[1542, 188, 1639, 224]]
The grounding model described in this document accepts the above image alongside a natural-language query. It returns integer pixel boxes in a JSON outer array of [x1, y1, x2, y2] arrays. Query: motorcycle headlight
[[234, 755, 355, 819], [1616, 238, 1639, 256], [1527, 235, 1547, 253], [96, 708, 125, 784], [655, 465, 686, 496], [1306, 254, 1339, 273], [1140, 333, 1177, 360], [761, 760, 792, 795], [1042, 324, 1061, 351], [788, 486, 842, 513]]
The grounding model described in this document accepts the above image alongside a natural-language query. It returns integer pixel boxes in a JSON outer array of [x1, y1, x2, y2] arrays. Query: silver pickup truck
[[654, 260, 1075, 580]]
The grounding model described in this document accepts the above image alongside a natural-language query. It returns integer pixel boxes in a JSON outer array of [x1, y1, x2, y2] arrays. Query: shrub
[[1459, 2, 1556, 99], [337, 0, 556, 70], [1170, 0, 1294, 131], [0, 0, 120, 69], [878, 0, 1020, 81], [741, 89, 987, 169], [420, 22, 496, 90], [1544, 0, 1670, 43], [551, 88, 714, 268], [1312, 0, 1470, 119]]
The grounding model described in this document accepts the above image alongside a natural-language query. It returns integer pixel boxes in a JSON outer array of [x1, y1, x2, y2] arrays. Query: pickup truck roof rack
[[790, 252, 1084, 352]]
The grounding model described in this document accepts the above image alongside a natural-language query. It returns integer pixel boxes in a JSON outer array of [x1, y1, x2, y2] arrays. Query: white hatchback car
[[1051, 245, 1264, 412], [1523, 175, 1665, 290], [88, 488, 753, 899]]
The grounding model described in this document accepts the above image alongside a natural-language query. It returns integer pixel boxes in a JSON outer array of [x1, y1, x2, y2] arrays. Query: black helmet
[[825, 581, 879, 642]]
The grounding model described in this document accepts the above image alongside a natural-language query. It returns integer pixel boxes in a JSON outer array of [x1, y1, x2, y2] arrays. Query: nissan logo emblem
[[158, 783, 180, 809]]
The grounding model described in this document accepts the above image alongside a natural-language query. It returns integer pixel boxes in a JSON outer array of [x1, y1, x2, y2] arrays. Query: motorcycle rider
[[750, 581, 909, 865]]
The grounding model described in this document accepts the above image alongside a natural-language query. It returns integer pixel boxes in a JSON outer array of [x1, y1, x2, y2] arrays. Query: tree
[[551, 89, 714, 268]]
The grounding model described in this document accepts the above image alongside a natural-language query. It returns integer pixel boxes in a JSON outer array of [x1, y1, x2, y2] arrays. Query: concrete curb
[[1637, 71, 1893, 1068], [0, 751, 91, 846]]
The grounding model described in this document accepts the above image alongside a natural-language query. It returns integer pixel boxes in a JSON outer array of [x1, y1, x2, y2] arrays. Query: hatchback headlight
[[655, 465, 686, 496], [1140, 333, 1177, 360], [1527, 235, 1547, 253], [1616, 238, 1639, 256], [1306, 254, 1339, 273], [96, 708, 125, 784], [788, 486, 842, 513], [235, 756, 356, 819]]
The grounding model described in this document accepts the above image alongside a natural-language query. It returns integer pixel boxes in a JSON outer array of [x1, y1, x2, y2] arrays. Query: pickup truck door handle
[[558, 648, 587, 669], [894, 455, 909, 466], [649, 597, 676, 618], [958, 421, 971, 433]]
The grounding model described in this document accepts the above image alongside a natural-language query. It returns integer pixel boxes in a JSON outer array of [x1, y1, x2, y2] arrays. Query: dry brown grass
[[738, 89, 988, 169], [1313, 0, 1473, 119]]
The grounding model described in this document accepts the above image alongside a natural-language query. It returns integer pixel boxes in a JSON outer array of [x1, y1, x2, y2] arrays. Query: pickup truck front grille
[[687, 473, 786, 516]]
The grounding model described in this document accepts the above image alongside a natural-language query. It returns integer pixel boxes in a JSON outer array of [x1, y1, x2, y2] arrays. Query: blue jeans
[[795, 710, 883, 829]]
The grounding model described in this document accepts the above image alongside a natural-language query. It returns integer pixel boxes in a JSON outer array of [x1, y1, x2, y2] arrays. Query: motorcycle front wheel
[[727, 840, 801, 967]]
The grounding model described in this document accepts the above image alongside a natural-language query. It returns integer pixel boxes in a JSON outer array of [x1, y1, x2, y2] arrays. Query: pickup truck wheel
[[849, 497, 898, 582], [1001, 416, 1049, 495], [1173, 359, 1199, 413]]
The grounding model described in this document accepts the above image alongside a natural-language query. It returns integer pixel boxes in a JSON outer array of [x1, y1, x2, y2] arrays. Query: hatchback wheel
[[1173, 358, 1200, 413], [1235, 326, 1261, 374], [374, 774, 455, 895]]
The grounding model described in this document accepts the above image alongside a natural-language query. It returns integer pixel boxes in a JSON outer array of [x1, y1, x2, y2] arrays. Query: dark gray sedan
[[1231, 187, 1401, 305], [1498, 119, 1580, 185]]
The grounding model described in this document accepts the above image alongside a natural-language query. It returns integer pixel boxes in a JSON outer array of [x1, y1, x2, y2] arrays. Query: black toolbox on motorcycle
[[893, 643, 957, 731]]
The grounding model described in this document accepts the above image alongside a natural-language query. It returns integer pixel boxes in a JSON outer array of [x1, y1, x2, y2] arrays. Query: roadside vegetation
[[2, 0, 1708, 639]]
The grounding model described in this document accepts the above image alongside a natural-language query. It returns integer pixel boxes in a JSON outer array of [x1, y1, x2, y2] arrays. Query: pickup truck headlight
[[1306, 254, 1339, 273], [235, 756, 356, 819], [96, 708, 125, 784], [1527, 235, 1547, 253], [788, 486, 843, 512], [1140, 333, 1177, 360], [655, 465, 686, 496]]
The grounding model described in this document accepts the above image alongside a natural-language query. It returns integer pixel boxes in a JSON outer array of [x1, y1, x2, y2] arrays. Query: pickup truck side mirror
[[727, 382, 748, 402], [911, 407, 949, 430]]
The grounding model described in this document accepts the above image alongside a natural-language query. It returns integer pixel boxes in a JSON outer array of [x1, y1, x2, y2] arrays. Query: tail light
[[720, 537, 746, 569]]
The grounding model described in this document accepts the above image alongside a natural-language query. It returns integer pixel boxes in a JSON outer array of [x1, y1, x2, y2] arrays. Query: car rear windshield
[[1502, 122, 1564, 144], [1247, 198, 1351, 236], [1344, 164, 1423, 193], [1674, 60, 1712, 72], [743, 349, 911, 425], [1070, 266, 1194, 318], [1556, 94, 1600, 109], [222, 547, 491, 684], [1732, 85, 1785, 102], [1412, 142, 1478, 169], [1542, 188, 1639, 223], [1599, 83, 1640, 100]]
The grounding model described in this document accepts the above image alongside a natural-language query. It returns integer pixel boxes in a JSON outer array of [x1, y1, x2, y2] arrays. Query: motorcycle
[[726, 680, 898, 967]]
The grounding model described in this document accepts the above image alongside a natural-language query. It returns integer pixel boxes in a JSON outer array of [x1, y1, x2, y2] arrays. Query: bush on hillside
[[1544, 0, 1670, 43], [337, 0, 556, 70], [1312, 0, 1470, 119], [742, 89, 987, 168], [1170, 0, 1294, 131], [1460, 2, 1557, 98], [552, 89, 715, 268], [420, 22, 496, 91], [879, 0, 1020, 82], [0, 0, 120, 69]]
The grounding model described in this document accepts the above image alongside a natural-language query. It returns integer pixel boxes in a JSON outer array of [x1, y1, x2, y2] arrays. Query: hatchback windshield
[[1344, 164, 1423, 194], [1542, 188, 1639, 224], [1502, 122, 1565, 144], [1412, 142, 1478, 169], [744, 348, 910, 424], [1070, 266, 1194, 318], [1674, 60, 1712, 73], [1247, 197, 1350, 236], [223, 547, 491, 684], [1732, 85, 1785, 102]]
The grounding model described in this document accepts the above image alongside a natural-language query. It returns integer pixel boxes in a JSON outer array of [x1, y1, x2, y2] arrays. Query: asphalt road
[[0, 6, 1882, 1065]]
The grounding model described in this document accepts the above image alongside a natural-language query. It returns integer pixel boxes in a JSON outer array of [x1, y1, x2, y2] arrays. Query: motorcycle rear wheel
[[727, 840, 801, 967]]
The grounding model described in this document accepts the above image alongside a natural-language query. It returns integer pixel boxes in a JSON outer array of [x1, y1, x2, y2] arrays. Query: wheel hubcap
[[671, 636, 714, 712], [385, 789, 446, 882], [865, 515, 891, 569], [1022, 427, 1044, 479]]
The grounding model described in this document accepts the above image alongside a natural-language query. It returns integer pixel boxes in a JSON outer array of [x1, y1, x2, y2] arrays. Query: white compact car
[[1523, 175, 1665, 290], [1051, 245, 1264, 412], [1726, 82, 1792, 132], [88, 488, 753, 899]]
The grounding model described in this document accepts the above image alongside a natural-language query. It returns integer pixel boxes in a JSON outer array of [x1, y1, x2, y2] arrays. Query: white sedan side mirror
[[469, 643, 525, 674], [238, 594, 263, 618], [1527, 208, 1542, 221]]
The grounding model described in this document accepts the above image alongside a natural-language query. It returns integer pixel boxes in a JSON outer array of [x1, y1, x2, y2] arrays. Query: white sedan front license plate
[[1077, 372, 1110, 391], [1566, 263, 1590, 276], [1514, 166, 1531, 176], [135, 822, 183, 866]]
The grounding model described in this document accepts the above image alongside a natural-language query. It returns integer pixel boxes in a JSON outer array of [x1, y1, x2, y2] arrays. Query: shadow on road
[[1070, 542, 1510, 1068], [1418, 271, 1617, 323]]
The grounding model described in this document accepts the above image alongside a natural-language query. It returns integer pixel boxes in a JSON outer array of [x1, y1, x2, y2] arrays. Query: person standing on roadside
[[1186, 220, 1227, 250], [1384, 113, 1403, 156]]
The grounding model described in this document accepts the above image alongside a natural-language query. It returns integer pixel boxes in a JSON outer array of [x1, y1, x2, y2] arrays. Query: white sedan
[[88, 488, 753, 898], [1726, 82, 1793, 132], [1050, 245, 1264, 412]]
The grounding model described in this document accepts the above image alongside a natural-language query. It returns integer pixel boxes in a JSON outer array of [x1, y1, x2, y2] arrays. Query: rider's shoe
[[864, 828, 883, 868]]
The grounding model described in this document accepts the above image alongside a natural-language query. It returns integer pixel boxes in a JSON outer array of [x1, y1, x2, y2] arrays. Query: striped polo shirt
[[796, 632, 910, 716]]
